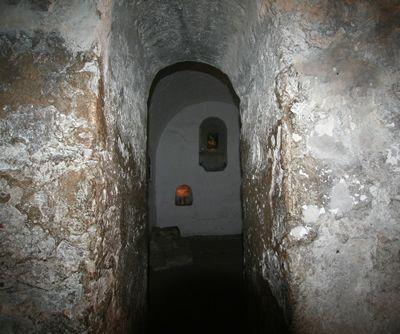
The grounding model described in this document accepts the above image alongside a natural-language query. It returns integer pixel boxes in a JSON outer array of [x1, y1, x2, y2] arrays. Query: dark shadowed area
[[149, 235, 288, 334]]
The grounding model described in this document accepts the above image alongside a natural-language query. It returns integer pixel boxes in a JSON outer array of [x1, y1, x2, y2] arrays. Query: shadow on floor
[[149, 234, 288, 334]]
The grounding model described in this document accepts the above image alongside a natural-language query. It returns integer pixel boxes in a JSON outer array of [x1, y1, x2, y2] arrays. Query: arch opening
[[147, 61, 243, 236], [147, 61, 244, 333]]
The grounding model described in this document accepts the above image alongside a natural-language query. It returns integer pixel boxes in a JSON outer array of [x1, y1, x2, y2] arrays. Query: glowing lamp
[[175, 185, 193, 206]]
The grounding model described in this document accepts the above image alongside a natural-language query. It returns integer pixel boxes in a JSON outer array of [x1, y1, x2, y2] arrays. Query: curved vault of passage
[[109, 0, 284, 328], [111, 0, 266, 99]]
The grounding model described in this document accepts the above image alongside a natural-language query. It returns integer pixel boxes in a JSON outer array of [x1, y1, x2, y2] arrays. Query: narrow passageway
[[146, 61, 289, 333], [1, 2, 398, 333], [147, 62, 248, 333]]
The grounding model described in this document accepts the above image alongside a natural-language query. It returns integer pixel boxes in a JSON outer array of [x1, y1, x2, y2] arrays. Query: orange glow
[[176, 185, 191, 196], [175, 185, 193, 206]]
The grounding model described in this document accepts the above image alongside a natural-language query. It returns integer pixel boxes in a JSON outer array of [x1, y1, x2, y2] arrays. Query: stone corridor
[[0, 1, 399, 333]]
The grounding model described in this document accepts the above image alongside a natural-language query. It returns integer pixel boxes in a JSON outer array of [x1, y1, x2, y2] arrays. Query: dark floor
[[149, 234, 288, 334]]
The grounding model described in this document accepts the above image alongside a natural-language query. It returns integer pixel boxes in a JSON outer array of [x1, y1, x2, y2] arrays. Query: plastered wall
[[155, 101, 242, 236]]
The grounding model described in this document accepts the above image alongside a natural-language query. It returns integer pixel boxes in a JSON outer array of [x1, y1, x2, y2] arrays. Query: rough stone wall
[[125, 0, 400, 332], [1, 0, 399, 333], [154, 101, 242, 236], [236, 1, 400, 333], [226, 1, 400, 333], [0, 1, 148, 332], [273, 1, 400, 332], [106, 1, 150, 331]]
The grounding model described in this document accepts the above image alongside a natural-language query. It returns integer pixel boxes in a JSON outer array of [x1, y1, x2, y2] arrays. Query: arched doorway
[[147, 62, 242, 235], [147, 62, 244, 333]]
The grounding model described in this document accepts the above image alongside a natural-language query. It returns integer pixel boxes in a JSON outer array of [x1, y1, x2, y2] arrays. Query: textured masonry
[[0, 1, 399, 333]]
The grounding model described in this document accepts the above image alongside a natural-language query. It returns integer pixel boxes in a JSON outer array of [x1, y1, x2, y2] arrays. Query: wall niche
[[199, 117, 227, 171]]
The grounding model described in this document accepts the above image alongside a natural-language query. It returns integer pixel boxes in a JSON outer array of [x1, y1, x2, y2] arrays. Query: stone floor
[[149, 231, 288, 333], [150, 226, 193, 271]]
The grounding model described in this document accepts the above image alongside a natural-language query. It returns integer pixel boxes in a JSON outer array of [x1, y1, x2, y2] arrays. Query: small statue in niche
[[199, 117, 227, 171], [207, 133, 219, 150]]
